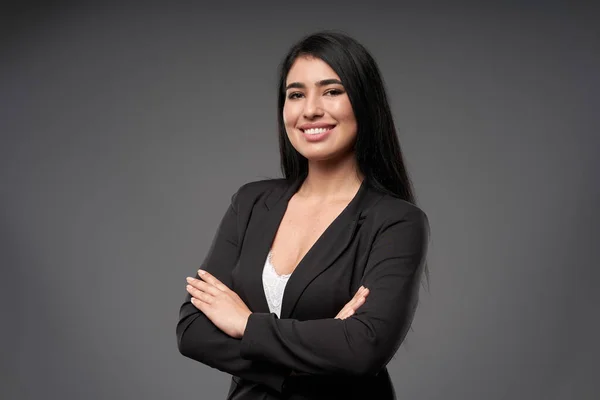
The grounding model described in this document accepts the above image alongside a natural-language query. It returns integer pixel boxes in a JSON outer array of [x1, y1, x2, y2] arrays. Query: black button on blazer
[[177, 177, 429, 400]]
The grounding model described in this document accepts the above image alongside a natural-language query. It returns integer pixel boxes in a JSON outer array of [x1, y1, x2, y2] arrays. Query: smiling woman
[[283, 58, 357, 154], [177, 31, 430, 400]]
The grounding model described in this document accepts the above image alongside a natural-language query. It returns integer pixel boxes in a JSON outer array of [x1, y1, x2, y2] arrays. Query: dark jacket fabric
[[176, 177, 429, 399]]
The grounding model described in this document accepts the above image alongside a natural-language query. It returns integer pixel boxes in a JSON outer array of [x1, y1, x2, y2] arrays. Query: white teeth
[[304, 127, 332, 135]]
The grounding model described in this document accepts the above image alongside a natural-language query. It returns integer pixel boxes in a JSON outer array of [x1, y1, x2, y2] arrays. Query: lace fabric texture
[[262, 250, 292, 318]]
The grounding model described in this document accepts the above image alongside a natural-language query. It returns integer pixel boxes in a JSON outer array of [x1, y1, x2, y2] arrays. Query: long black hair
[[276, 31, 429, 287], [277, 30, 416, 203]]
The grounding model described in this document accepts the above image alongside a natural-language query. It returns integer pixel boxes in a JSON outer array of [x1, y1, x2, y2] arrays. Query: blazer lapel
[[280, 179, 372, 319], [238, 178, 302, 314], [238, 177, 376, 319], [279, 216, 361, 319]]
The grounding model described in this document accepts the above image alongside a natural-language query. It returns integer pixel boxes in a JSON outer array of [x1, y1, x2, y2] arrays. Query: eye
[[325, 89, 344, 96], [287, 92, 304, 100]]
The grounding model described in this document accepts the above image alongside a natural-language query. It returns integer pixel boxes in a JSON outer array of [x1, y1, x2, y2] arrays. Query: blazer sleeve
[[239, 208, 429, 376], [176, 186, 291, 393]]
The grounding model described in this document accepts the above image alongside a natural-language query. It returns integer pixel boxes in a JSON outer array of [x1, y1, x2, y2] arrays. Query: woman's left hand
[[186, 270, 252, 339]]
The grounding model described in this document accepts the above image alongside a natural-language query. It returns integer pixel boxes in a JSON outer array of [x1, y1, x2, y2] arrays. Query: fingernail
[[186, 277, 194, 283], [198, 269, 206, 275]]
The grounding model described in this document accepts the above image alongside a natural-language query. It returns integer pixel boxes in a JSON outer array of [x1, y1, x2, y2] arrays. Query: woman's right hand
[[335, 286, 369, 320]]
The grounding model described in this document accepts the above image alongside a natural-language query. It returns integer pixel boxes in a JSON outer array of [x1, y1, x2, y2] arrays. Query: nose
[[303, 92, 324, 119]]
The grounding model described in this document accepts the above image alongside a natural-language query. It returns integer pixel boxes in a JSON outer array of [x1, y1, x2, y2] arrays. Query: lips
[[302, 126, 335, 135], [298, 123, 336, 132], [301, 126, 335, 142]]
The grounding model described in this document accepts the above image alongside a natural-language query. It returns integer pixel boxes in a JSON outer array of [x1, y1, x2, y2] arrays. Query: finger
[[346, 297, 363, 314], [338, 297, 359, 318], [340, 308, 355, 320], [190, 297, 209, 312], [337, 289, 365, 317], [354, 286, 365, 298], [349, 288, 368, 308], [357, 287, 369, 300], [348, 292, 367, 312], [358, 290, 369, 303], [337, 287, 370, 319], [187, 277, 221, 296], [354, 286, 368, 301], [337, 302, 352, 318], [197, 269, 228, 291], [341, 288, 362, 314], [336, 300, 353, 318], [186, 284, 214, 304]]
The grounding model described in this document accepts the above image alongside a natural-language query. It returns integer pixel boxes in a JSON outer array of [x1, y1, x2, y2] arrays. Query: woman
[[176, 31, 430, 400]]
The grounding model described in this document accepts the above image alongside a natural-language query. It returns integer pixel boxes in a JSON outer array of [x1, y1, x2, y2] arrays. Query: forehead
[[286, 56, 341, 84]]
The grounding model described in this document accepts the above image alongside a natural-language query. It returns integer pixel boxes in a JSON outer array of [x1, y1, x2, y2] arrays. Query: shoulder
[[367, 189, 428, 226], [234, 178, 287, 201], [363, 189, 430, 240], [229, 177, 288, 211], [236, 178, 287, 197]]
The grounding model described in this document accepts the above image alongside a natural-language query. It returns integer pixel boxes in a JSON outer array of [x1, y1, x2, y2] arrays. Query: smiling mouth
[[301, 126, 336, 135]]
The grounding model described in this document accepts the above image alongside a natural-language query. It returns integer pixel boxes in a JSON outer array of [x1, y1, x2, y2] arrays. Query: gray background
[[2, 2, 598, 399]]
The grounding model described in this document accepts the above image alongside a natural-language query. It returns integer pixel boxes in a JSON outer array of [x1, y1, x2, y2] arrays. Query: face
[[283, 56, 358, 162]]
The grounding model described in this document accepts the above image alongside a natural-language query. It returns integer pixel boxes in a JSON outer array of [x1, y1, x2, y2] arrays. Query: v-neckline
[[238, 176, 377, 318], [267, 178, 368, 278]]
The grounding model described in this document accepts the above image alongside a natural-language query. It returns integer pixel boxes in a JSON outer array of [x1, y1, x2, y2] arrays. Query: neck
[[297, 151, 364, 201]]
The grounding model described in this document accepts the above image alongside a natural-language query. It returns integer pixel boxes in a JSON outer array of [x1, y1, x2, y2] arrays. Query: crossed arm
[[177, 188, 428, 389], [176, 190, 289, 392]]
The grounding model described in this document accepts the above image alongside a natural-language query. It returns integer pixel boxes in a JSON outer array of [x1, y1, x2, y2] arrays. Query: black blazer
[[176, 177, 429, 400]]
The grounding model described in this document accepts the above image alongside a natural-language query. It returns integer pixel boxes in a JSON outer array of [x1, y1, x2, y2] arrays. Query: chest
[[231, 188, 377, 319], [269, 199, 349, 276]]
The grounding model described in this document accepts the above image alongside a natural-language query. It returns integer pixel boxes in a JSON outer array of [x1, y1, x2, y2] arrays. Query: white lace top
[[262, 250, 292, 318]]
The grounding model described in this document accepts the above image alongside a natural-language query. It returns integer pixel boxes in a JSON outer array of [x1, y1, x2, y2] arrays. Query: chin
[[300, 148, 350, 163]]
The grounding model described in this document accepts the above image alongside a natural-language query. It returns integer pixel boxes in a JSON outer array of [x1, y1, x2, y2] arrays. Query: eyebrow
[[285, 79, 343, 91]]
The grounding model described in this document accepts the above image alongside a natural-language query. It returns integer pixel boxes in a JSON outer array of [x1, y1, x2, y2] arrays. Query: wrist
[[240, 311, 252, 337]]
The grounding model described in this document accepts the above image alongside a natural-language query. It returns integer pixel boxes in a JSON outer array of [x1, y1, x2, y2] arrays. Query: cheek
[[330, 98, 354, 120], [335, 101, 357, 131], [283, 102, 299, 126]]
